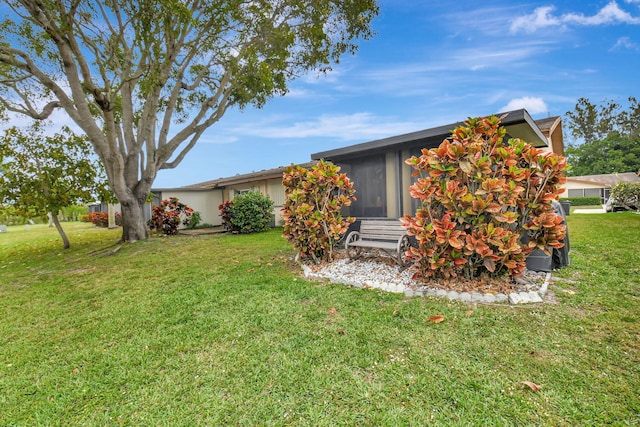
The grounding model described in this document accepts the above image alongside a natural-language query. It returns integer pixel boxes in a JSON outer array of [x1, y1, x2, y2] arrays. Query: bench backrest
[[359, 219, 406, 241]]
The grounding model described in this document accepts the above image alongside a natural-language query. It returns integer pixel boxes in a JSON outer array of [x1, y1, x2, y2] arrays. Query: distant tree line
[[564, 97, 640, 177]]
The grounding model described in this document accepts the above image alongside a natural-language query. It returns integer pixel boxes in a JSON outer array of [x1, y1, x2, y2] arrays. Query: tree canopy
[[565, 97, 640, 144], [0, 123, 109, 248], [565, 133, 640, 177], [564, 97, 640, 176], [0, 0, 379, 242]]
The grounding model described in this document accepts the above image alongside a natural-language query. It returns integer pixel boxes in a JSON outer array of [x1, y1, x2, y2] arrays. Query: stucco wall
[[159, 190, 223, 226], [220, 178, 286, 226]]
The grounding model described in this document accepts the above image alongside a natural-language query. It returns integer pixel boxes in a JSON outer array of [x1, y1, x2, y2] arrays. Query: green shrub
[[220, 192, 274, 234], [403, 115, 568, 280], [560, 197, 602, 206], [187, 211, 202, 229], [610, 181, 640, 211], [60, 204, 89, 221], [282, 160, 356, 263]]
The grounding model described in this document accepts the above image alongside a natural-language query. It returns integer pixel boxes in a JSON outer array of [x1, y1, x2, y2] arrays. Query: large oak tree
[[0, 0, 378, 242]]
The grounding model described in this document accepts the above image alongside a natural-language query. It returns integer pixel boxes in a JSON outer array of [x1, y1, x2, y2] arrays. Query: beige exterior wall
[[220, 178, 287, 225], [159, 190, 224, 226], [560, 180, 606, 198]]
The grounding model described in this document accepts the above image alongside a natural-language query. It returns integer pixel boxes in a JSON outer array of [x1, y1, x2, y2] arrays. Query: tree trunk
[[51, 214, 70, 249], [120, 198, 149, 243]]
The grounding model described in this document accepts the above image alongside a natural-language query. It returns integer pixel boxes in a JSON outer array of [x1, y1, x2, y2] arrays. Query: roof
[[311, 109, 549, 161], [175, 162, 317, 190], [566, 172, 640, 187], [534, 116, 561, 133]]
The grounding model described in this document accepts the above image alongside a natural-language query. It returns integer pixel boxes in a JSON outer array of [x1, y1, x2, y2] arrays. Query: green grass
[[1, 217, 638, 426]]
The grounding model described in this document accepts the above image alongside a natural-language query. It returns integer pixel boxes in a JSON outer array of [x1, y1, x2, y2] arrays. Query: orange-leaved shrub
[[401, 115, 567, 280], [282, 160, 356, 263]]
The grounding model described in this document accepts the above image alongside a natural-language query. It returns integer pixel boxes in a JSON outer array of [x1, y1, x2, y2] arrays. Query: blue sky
[[5, 1, 638, 188], [154, 0, 640, 188]]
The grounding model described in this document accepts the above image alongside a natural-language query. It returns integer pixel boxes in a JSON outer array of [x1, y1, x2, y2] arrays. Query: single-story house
[[152, 109, 563, 224], [310, 109, 562, 219], [153, 162, 315, 226], [561, 172, 640, 203]]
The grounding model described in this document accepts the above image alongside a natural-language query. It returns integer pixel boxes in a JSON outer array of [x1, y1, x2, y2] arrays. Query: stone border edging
[[302, 264, 551, 305]]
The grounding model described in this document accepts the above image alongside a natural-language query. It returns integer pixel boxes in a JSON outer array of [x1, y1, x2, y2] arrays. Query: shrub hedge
[[560, 196, 602, 206]]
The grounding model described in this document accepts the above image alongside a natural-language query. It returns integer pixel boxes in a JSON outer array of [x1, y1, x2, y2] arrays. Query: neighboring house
[[154, 162, 315, 226], [562, 172, 640, 203], [534, 115, 564, 157], [311, 109, 562, 219], [154, 108, 563, 223]]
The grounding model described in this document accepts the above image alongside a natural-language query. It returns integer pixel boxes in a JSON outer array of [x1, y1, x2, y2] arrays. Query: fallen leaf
[[465, 310, 474, 316], [521, 381, 543, 392], [72, 368, 80, 375], [428, 315, 445, 323], [328, 308, 337, 315], [392, 310, 400, 317]]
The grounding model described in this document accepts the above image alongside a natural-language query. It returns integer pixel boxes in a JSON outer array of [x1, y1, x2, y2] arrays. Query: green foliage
[[565, 97, 640, 176], [148, 197, 193, 235], [0, 123, 110, 248], [60, 205, 89, 222], [0, 0, 378, 242], [219, 192, 274, 234], [610, 181, 640, 211], [560, 197, 602, 206], [0, 205, 37, 225], [186, 211, 202, 230], [282, 160, 356, 263], [0, 125, 107, 217], [403, 115, 568, 281], [565, 133, 640, 176], [565, 96, 640, 144]]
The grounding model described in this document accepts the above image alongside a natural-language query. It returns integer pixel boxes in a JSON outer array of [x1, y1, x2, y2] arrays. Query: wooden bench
[[344, 219, 413, 265]]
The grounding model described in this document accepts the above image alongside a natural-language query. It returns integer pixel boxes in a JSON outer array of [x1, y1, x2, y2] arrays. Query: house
[[153, 162, 315, 226], [154, 109, 562, 223], [310, 109, 561, 219], [561, 172, 640, 203]]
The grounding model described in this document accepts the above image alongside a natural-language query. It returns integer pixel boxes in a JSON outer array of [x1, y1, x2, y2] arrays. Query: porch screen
[[340, 154, 386, 218]]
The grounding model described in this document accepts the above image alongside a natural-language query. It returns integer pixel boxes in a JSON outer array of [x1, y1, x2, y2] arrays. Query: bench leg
[[345, 231, 363, 260], [396, 235, 411, 267]]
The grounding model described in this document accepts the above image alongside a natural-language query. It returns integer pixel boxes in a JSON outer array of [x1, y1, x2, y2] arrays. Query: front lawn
[[0, 216, 638, 425]]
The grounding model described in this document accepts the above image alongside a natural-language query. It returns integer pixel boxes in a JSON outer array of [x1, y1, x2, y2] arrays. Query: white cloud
[[510, 6, 561, 34], [564, 1, 640, 25], [610, 36, 639, 50], [229, 113, 421, 141], [499, 97, 549, 114], [510, 1, 640, 34]]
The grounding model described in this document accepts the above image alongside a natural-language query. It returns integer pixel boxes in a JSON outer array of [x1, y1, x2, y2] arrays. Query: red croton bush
[[401, 115, 567, 281], [148, 197, 193, 235], [282, 160, 356, 263]]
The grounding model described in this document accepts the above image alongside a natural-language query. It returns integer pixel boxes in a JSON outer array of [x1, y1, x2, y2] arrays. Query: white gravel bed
[[301, 255, 551, 304]]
